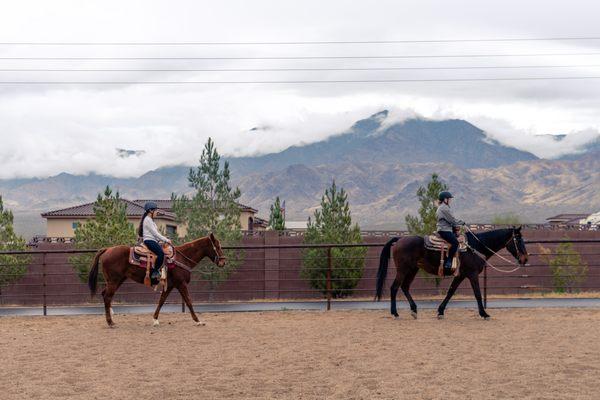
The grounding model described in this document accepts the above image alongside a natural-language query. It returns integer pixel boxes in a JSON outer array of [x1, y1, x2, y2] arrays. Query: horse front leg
[[468, 274, 490, 320], [177, 283, 205, 326], [152, 285, 174, 326], [437, 275, 465, 319]]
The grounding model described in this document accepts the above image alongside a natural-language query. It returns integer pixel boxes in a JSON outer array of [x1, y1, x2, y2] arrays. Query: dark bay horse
[[375, 227, 528, 319], [88, 233, 225, 327]]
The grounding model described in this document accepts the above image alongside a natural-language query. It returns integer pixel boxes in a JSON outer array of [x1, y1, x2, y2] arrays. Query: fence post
[[42, 253, 47, 316], [483, 263, 487, 309], [326, 247, 332, 311]]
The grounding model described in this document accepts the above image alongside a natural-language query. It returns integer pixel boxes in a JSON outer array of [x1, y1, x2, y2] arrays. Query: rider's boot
[[151, 265, 161, 280], [443, 259, 453, 275]]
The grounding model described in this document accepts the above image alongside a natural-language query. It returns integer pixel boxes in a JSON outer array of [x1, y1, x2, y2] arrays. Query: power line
[[1, 65, 599, 72], [2, 52, 600, 60], [1, 37, 600, 45], [1, 76, 600, 84]]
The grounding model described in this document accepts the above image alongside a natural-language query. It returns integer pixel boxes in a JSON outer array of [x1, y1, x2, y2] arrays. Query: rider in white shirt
[[138, 202, 171, 279]]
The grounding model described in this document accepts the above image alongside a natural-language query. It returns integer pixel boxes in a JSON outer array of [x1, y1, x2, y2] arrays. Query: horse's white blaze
[[153, 319, 160, 326]]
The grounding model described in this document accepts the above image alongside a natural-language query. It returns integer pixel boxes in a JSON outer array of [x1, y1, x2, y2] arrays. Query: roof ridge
[[41, 201, 97, 216]]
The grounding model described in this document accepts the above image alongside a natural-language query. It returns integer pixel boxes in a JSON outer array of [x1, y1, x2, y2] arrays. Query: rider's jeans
[[437, 231, 459, 266], [143, 240, 164, 272]]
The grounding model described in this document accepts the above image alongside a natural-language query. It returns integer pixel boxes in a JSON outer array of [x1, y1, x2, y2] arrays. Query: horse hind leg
[[103, 277, 125, 327], [103, 283, 117, 327], [390, 274, 404, 319], [401, 267, 419, 319]]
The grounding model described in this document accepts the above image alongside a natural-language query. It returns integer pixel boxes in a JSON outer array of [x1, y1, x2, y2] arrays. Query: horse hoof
[[108, 323, 116, 329], [437, 314, 444, 320], [483, 316, 491, 321], [195, 321, 206, 326], [153, 319, 160, 327], [411, 311, 418, 319]]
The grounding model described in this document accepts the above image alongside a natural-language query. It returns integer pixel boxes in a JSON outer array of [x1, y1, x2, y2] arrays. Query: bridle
[[172, 235, 224, 271], [464, 226, 528, 273], [207, 235, 225, 264]]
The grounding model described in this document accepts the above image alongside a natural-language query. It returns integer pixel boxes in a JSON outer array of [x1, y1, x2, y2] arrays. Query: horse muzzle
[[519, 254, 529, 266]]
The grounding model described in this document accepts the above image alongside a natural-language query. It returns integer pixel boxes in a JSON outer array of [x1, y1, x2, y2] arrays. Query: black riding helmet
[[144, 201, 158, 212], [438, 191, 453, 202]]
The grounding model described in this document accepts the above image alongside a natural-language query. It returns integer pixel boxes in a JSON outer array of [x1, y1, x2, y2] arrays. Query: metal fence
[[0, 238, 599, 315]]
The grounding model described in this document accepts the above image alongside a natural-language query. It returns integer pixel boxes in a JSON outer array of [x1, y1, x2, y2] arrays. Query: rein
[[173, 247, 196, 272], [172, 235, 223, 272], [464, 226, 524, 273]]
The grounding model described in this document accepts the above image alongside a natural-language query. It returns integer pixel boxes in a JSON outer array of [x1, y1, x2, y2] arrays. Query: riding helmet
[[438, 191, 453, 202], [144, 201, 158, 212]]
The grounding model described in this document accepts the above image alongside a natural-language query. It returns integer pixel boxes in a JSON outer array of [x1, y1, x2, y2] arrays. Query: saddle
[[424, 232, 468, 277], [129, 243, 176, 288]]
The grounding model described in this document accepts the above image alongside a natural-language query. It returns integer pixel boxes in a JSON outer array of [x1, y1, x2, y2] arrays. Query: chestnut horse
[[88, 233, 226, 327], [375, 227, 528, 320]]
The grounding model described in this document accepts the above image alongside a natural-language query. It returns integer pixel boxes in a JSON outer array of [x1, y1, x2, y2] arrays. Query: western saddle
[[424, 232, 467, 277], [130, 242, 175, 287]]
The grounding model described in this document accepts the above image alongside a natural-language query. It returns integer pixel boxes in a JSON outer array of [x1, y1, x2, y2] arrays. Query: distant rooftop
[[41, 198, 176, 220], [133, 199, 258, 214], [546, 213, 591, 225], [286, 221, 308, 230], [42, 198, 258, 220]]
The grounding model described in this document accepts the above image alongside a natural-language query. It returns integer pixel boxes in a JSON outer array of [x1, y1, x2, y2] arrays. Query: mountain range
[[1, 111, 598, 238]]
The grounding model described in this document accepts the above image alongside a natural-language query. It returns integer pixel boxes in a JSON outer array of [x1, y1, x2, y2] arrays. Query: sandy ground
[[1, 308, 599, 400]]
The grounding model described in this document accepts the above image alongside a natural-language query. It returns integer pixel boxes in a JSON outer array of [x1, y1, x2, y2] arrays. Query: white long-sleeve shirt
[[142, 216, 169, 243]]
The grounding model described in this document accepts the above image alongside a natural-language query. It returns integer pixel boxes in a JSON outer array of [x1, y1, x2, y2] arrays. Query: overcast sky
[[0, 0, 599, 179]]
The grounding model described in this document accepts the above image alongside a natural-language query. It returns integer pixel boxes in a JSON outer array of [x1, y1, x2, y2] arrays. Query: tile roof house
[[41, 198, 266, 239]]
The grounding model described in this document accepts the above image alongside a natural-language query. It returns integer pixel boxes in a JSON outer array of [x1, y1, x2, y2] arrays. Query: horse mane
[[471, 228, 512, 241], [176, 236, 210, 252], [467, 228, 513, 255]]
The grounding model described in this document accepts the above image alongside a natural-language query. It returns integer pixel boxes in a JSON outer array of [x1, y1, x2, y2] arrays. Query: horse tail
[[88, 248, 107, 297], [375, 237, 400, 301]]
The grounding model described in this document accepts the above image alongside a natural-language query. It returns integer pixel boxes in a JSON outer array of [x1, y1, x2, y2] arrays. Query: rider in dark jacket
[[436, 191, 465, 271]]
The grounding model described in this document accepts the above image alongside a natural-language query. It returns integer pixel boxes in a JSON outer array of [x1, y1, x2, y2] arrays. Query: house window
[[248, 217, 254, 231], [72, 222, 80, 229], [166, 225, 177, 236]]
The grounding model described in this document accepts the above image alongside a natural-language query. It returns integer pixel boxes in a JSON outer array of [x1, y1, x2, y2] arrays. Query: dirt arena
[[1, 308, 599, 399]]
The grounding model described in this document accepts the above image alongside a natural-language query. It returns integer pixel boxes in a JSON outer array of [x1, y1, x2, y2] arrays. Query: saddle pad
[[424, 234, 467, 252]]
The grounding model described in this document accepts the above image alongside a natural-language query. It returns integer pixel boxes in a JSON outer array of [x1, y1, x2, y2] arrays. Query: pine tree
[[70, 186, 137, 282], [172, 137, 243, 296], [0, 195, 30, 301], [268, 197, 285, 230], [301, 181, 366, 298], [405, 173, 448, 235], [540, 242, 588, 293]]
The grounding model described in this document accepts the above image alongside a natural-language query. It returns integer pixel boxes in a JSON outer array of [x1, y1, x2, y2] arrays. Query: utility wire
[[1, 65, 600, 72], [2, 53, 600, 60], [1, 37, 600, 45], [2, 76, 600, 84]]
